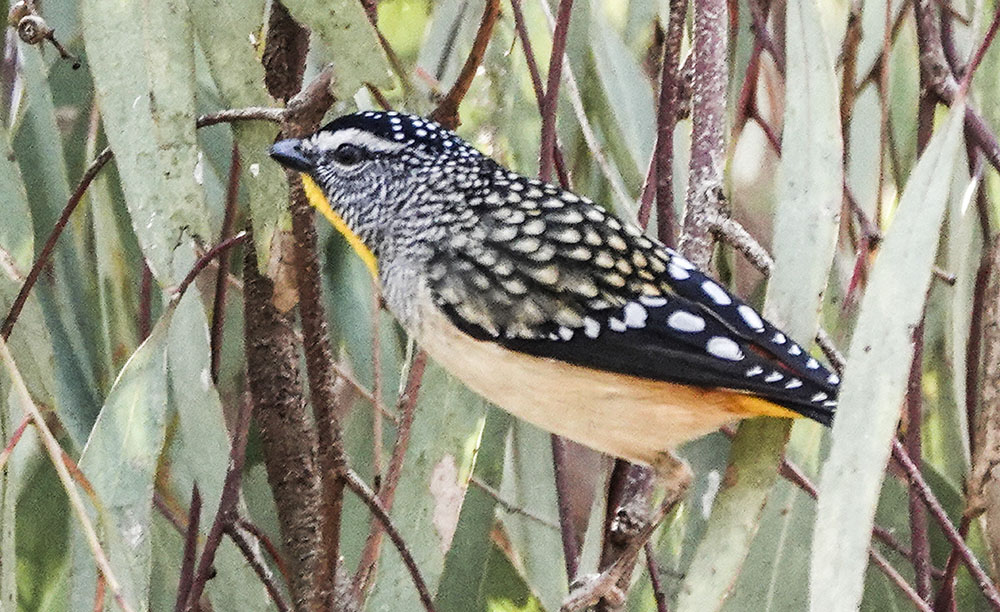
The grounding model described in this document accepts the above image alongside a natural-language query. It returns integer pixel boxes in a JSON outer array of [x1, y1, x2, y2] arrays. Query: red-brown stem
[[906, 322, 932, 601], [932, 516, 972, 611], [1, 147, 113, 341], [236, 517, 292, 587], [173, 486, 202, 612], [342, 467, 436, 612], [185, 395, 253, 609], [551, 434, 581, 581], [429, 0, 501, 130], [653, 0, 688, 248], [223, 522, 291, 612], [891, 440, 1000, 610], [172, 233, 249, 304], [538, 0, 575, 182], [352, 350, 428, 603], [210, 145, 241, 383], [957, 3, 1000, 96], [645, 541, 670, 612]]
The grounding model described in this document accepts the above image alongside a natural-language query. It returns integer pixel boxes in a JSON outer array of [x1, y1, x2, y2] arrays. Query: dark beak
[[269, 138, 313, 172]]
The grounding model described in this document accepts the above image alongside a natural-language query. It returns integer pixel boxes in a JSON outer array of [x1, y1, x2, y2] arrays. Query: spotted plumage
[[270, 111, 839, 453]]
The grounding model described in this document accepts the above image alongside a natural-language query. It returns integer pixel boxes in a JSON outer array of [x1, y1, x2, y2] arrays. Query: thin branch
[[236, 517, 292, 588], [906, 322, 932, 602], [171, 232, 249, 304], [210, 145, 241, 383], [185, 394, 253, 609], [353, 350, 428, 602], [1, 146, 112, 341], [0, 413, 31, 474], [652, 0, 688, 245], [470, 476, 559, 530], [891, 440, 1000, 610], [0, 339, 133, 612], [223, 522, 291, 612], [538, 0, 575, 181], [870, 548, 935, 612], [173, 486, 202, 612], [644, 542, 670, 612], [342, 467, 436, 612], [430, 0, 501, 130]]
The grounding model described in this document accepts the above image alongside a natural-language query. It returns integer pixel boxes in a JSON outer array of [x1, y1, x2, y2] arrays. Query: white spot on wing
[[806, 358, 820, 369], [773, 332, 787, 344], [828, 373, 840, 385], [706, 336, 743, 361], [558, 326, 574, 341], [788, 345, 802, 356], [737, 305, 765, 331], [639, 295, 668, 307], [746, 365, 764, 377], [623, 302, 647, 328], [785, 378, 802, 389], [811, 392, 828, 402], [668, 263, 691, 280], [667, 310, 705, 333], [701, 281, 732, 306], [764, 371, 783, 383], [608, 317, 627, 332], [583, 317, 601, 338]]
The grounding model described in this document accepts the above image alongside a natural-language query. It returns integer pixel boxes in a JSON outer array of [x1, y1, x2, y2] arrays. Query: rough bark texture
[[243, 242, 329, 611], [969, 237, 1000, 576], [263, 1, 310, 103]]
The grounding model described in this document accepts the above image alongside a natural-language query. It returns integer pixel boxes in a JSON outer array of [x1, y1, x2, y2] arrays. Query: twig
[[932, 516, 971, 611], [185, 394, 253, 609], [281, 67, 344, 606], [551, 434, 582, 581], [353, 350, 428, 602], [957, 2, 1000, 96], [0, 413, 31, 474], [645, 541, 670, 612], [0, 147, 112, 341], [869, 548, 934, 612], [138, 263, 152, 341], [906, 322, 932, 602], [648, 0, 688, 245], [536, 0, 633, 214], [236, 517, 292, 588], [171, 232, 248, 304], [430, 0, 501, 130], [470, 476, 559, 530], [223, 522, 291, 612], [173, 486, 201, 612], [0, 338, 133, 612], [538, 0, 575, 182], [1, 105, 286, 342], [210, 145, 241, 383], [891, 439, 1000, 610], [342, 466, 436, 612]]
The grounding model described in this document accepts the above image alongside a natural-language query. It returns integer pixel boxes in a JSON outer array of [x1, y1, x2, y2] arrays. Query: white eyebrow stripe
[[309, 128, 408, 154]]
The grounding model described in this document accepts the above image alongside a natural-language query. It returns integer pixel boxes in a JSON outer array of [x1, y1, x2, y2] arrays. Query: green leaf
[[436, 407, 511, 611], [82, 0, 210, 284], [677, 0, 843, 605], [68, 309, 171, 610], [190, 0, 285, 271], [809, 104, 964, 612], [588, 1, 654, 177], [281, 0, 394, 99], [365, 363, 488, 610]]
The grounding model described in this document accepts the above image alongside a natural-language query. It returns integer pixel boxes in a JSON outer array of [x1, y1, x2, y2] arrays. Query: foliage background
[[0, 0, 996, 610]]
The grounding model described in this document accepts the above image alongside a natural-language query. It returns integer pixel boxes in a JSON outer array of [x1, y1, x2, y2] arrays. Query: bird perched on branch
[[270, 110, 839, 609]]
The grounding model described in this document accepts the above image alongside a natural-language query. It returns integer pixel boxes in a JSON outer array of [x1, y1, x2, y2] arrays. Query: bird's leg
[[560, 451, 693, 612]]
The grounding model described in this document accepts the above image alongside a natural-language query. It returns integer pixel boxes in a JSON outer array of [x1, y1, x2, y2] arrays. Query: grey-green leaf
[[809, 104, 964, 612], [82, 0, 210, 284]]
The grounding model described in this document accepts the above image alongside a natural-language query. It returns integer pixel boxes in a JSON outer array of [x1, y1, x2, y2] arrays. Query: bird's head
[[269, 111, 487, 278]]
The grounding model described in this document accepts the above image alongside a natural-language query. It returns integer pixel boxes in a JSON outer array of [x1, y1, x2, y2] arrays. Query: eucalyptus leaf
[[809, 105, 964, 612]]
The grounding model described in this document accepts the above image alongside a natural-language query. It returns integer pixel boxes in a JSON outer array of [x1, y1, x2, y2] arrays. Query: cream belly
[[416, 306, 755, 467]]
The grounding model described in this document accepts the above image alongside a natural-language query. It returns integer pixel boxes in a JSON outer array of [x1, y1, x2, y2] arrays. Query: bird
[[270, 110, 839, 609]]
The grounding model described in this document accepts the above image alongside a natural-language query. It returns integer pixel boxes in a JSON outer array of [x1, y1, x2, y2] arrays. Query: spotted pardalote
[[269, 111, 838, 469]]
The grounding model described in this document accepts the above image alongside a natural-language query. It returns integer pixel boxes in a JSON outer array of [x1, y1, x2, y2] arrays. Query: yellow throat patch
[[300, 174, 379, 279]]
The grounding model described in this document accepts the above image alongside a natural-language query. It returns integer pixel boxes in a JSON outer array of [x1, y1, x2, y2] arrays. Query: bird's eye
[[331, 143, 367, 166]]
